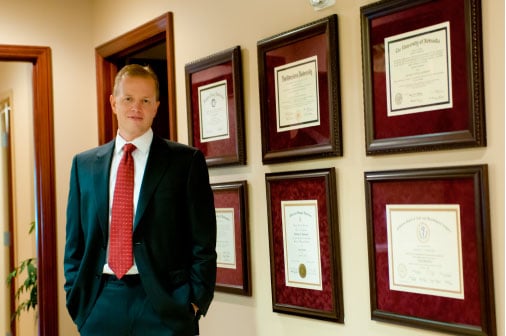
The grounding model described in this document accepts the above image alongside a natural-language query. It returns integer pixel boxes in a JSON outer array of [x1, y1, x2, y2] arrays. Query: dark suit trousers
[[79, 275, 191, 336]]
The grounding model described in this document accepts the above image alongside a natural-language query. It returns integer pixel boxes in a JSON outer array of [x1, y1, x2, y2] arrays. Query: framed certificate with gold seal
[[265, 168, 343, 322]]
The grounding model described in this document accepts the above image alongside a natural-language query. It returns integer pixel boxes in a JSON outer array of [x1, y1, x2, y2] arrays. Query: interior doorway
[[0, 61, 38, 336], [95, 12, 177, 145], [111, 42, 170, 140], [0, 45, 58, 336]]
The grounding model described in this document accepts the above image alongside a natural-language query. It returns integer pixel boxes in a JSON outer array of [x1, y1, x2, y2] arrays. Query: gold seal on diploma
[[298, 263, 307, 278]]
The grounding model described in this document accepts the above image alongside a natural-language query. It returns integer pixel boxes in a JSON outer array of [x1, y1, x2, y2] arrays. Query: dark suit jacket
[[64, 135, 217, 334]]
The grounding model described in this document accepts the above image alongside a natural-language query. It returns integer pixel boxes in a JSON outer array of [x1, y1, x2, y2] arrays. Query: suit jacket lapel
[[94, 141, 115, 239], [134, 136, 170, 230]]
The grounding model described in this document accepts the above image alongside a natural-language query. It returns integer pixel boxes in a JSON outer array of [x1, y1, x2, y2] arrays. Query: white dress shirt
[[103, 129, 153, 275]]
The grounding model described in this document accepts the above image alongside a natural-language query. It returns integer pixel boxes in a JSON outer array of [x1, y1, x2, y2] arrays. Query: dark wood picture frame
[[265, 168, 343, 322], [186, 46, 246, 167], [211, 180, 251, 296], [258, 15, 342, 164], [360, 0, 485, 155], [364, 165, 496, 335]]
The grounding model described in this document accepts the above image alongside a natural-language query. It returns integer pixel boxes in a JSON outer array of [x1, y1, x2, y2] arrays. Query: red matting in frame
[[212, 181, 251, 296], [189, 63, 237, 159], [258, 14, 342, 163], [264, 34, 330, 152], [185, 46, 245, 166], [266, 168, 343, 322], [361, 0, 486, 155], [365, 165, 496, 335], [371, 0, 468, 138], [214, 189, 244, 288], [371, 178, 479, 324]]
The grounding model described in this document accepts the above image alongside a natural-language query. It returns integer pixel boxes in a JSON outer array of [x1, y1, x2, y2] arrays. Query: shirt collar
[[115, 128, 153, 155]]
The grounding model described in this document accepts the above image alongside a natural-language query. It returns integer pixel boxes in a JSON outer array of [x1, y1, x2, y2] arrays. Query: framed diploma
[[360, 0, 486, 154], [211, 180, 251, 296], [265, 168, 343, 322], [185, 46, 246, 166], [365, 165, 496, 335], [257, 15, 342, 164]]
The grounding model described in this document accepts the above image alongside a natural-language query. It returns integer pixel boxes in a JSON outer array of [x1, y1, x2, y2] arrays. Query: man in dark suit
[[64, 64, 217, 335]]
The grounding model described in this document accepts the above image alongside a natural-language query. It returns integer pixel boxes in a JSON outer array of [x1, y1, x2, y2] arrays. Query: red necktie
[[109, 143, 136, 279]]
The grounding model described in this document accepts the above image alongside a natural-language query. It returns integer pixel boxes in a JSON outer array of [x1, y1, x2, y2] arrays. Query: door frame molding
[[0, 44, 58, 335]]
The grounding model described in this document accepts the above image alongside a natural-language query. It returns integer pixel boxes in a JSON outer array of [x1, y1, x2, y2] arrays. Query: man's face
[[110, 75, 160, 141]]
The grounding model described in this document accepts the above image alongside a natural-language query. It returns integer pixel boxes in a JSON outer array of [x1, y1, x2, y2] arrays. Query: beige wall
[[0, 2, 96, 336], [0, 0, 503, 335]]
